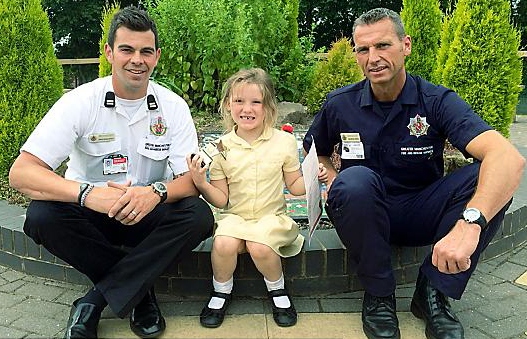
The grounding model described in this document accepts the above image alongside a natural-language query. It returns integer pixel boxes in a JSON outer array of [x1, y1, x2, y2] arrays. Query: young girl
[[186, 68, 327, 328]]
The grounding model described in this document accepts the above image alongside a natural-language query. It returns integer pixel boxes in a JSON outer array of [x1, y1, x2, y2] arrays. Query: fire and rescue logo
[[407, 114, 429, 138], [150, 116, 167, 136]]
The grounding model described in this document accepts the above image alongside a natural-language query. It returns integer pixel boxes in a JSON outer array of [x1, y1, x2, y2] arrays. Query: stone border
[[1, 200, 526, 297]]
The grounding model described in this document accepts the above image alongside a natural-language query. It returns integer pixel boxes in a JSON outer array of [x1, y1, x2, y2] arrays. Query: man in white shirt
[[9, 6, 213, 339]]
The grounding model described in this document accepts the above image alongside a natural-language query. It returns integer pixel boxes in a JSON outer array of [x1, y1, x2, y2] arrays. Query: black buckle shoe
[[200, 291, 232, 328], [268, 289, 297, 327], [129, 289, 166, 338], [65, 298, 100, 339], [410, 272, 464, 339], [362, 292, 400, 339]]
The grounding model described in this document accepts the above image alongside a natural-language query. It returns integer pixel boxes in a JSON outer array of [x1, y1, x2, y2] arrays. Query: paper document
[[301, 137, 322, 245]]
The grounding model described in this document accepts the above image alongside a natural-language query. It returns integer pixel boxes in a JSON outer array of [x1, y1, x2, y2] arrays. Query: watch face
[[464, 208, 480, 222], [154, 182, 167, 193]]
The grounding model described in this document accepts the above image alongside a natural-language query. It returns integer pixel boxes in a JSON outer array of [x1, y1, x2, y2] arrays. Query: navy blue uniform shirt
[[303, 74, 491, 194]]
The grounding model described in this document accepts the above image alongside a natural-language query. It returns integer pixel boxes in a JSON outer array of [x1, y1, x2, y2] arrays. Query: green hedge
[[0, 0, 63, 177], [98, 3, 120, 78], [401, 0, 442, 81], [304, 38, 362, 115], [147, 0, 312, 116], [434, 0, 522, 137]]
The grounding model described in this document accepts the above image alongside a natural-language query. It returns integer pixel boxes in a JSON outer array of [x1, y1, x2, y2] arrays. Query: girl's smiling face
[[228, 83, 266, 139]]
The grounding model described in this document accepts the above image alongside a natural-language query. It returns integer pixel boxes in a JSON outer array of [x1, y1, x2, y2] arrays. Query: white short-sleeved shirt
[[21, 76, 198, 186]]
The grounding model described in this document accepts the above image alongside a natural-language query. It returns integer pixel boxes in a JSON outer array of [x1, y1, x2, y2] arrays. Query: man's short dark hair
[[108, 6, 159, 50], [352, 8, 406, 41]]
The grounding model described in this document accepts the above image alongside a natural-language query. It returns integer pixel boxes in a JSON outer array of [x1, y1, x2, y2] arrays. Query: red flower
[[281, 123, 294, 134]]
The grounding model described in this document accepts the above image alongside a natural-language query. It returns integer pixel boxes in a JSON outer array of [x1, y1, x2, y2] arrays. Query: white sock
[[208, 276, 233, 309], [264, 274, 291, 308]]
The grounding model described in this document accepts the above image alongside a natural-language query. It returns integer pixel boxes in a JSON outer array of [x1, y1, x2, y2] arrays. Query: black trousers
[[24, 196, 214, 318], [325, 162, 509, 300]]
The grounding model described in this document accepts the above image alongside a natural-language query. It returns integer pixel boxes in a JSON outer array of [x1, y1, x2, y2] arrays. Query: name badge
[[103, 154, 128, 175], [89, 133, 116, 143], [340, 133, 365, 160]]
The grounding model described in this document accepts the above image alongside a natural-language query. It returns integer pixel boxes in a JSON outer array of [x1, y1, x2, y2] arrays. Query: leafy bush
[[401, 0, 442, 81], [0, 0, 63, 177], [304, 38, 363, 115], [146, 0, 313, 116], [434, 0, 522, 137], [98, 3, 120, 78], [432, 2, 459, 84]]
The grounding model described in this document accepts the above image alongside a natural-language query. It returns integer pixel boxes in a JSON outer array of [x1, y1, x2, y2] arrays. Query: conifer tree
[[304, 38, 363, 115], [99, 3, 120, 78], [0, 0, 63, 176], [401, 0, 442, 81], [434, 0, 522, 136]]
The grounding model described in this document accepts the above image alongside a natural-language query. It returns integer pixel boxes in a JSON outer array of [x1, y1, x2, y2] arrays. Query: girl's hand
[[186, 153, 208, 188], [317, 163, 328, 183]]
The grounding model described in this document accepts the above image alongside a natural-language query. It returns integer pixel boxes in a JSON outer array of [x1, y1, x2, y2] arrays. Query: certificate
[[301, 137, 322, 245]]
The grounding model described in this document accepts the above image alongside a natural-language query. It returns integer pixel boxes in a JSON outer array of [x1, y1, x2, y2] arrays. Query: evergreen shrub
[[434, 0, 522, 136], [147, 0, 313, 116], [0, 0, 63, 177], [304, 38, 363, 115], [401, 0, 442, 81], [98, 3, 120, 78], [433, 2, 462, 84]]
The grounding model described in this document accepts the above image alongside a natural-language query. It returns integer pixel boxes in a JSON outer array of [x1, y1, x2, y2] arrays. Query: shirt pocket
[[393, 141, 441, 164], [77, 136, 126, 182], [135, 136, 171, 185], [391, 140, 443, 188]]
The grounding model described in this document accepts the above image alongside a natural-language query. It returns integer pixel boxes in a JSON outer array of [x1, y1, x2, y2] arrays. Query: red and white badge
[[103, 154, 128, 175], [407, 114, 430, 138]]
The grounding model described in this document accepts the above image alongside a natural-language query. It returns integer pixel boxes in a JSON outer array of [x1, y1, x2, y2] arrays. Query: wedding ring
[[131, 211, 138, 217]]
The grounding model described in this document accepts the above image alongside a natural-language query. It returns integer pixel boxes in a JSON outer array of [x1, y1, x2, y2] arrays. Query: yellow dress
[[208, 127, 304, 257]]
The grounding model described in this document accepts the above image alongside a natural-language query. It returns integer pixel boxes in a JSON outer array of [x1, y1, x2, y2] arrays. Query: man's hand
[[106, 181, 160, 225], [83, 185, 127, 214], [431, 220, 481, 274]]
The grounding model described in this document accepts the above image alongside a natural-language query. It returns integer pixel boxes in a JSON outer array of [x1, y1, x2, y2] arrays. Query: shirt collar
[[360, 73, 419, 107], [227, 126, 274, 146], [100, 76, 158, 110]]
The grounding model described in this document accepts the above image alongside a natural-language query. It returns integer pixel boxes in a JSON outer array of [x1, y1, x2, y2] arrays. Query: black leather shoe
[[200, 291, 232, 328], [129, 289, 166, 338], [410, 272, 464, 339], [268, 289, 297, 327], [362, 292, 400, 339], [65, 298, 100, 339]]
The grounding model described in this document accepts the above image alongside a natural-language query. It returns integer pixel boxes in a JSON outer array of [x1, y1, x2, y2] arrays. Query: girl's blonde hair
[[219, 68, 278, 131]]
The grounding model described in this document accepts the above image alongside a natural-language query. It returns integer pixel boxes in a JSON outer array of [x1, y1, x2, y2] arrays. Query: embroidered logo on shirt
[[407, 114, 430, 138], [150, 116, 167, 136]]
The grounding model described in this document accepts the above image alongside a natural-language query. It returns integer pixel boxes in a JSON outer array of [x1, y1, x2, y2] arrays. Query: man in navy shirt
[[304, 7, 525, 339]]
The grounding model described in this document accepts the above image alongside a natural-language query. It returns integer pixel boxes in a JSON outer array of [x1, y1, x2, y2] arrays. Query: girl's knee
[[246, 241, 275, 260], [213, 236, 244, 256]]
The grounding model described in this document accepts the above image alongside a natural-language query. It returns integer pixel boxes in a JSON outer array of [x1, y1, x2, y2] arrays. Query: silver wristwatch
[[462, 207, 487, 230]]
